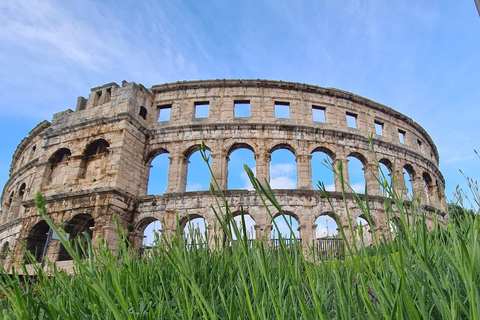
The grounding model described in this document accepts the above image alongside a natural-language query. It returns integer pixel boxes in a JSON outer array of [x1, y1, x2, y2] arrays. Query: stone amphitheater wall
[[0, 79, 446, 269]]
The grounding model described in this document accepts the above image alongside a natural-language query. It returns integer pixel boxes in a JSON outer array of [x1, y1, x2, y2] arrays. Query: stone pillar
[[210, 152, 228, 190], [333, 157, 349, 192], [296, 154, 313, 190], [255, 152, 271, 186], [364, 163, 381, 196], [166, 154, 188, 192], [411, 175, 424, 203], [394, 167, 408, 199]]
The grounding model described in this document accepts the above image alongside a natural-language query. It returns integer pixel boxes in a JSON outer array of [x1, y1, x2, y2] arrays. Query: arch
[[228, 147, 255, 189], [58, 214, 95, 261], [81, 139, 110, 180], [271, 212, 300, 240], [347, 154, 366, 193], [25, 220, 49, 263], [140, 219, 162, 247], [139, 106, 147, 120], [268, 143, 296, 155], [7, 191, 14, 208], [48, 148, 71, 165], [145, 147, 169, 165], [147, 150, 170, 195], [347, 152, 368, 166], [48, 148, 72, 185], [356, 215, 373, 245], [183, 144, 211, 159], [311, 149, 334, 191], [422, 172, 434, 205], [186, 148, 211, 191], [315, 213, 339, 238], [18, 183, 26, 200], [227, 142, 255, 155], [84, 139, 110, 158], [310, 146, 335, 160], [182, 215, 208, 246], [403, 164, 415, 198], [270, 148, 297, 189], [378, 160, 392, 194], [230, 211, 256, 240]]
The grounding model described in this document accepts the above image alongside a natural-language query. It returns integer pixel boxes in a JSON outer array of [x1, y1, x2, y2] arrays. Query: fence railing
[[312, 238, 345, 260]]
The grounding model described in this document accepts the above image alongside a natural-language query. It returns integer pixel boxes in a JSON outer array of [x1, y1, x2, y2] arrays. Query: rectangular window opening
[[312, 105, 326, 122], [398, 129, 406, 144], [157, 104, 172, 122], [417, 139, 422, 150], [275, 101, 290, 119], [195, 101, 209, 118], [234, 100, 250, 117], [346, 112, 357, 128], [374, 121, 383, 135]]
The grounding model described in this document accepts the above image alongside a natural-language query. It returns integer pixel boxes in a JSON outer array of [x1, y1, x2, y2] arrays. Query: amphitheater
[[0, 79, 447, 270]]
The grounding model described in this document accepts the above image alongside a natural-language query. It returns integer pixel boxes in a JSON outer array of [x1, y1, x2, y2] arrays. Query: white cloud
[[270, 176, 296, 189], [324, 184, 335, 192], [186, 183, 203, 192], [240, 166, 256, 190], [270, 163, 295, 178], [350, 182, 365, 194]]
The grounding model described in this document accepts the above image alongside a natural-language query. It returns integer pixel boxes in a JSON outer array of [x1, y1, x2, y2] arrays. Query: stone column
[[166, 154, 188, 192], [210, 152, 229, 190], [254, 152, 271, 186], [333, 157, 349, 192], [296, 154, 313, 190], [394, 167, 408, 199], [364, 163, 381, 196]]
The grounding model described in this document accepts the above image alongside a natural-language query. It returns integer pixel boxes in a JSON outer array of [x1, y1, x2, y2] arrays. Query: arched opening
[[347, 155, 365, 193], [229, 212, 256, 240], [48, 148, 71, 184], [271, 213, 300, 248], [185, 147, 211, 191], [389, 217, 403, 240], [58, 214, 95, 261], [423, 172, 434, 205], [138, 219, 162, 257], [378, 160, 392, 194], [25, 220, 49, 263], [228, 146, 255, 189], [315, 214, 343, 259], [18, 183, 26, 199], [403, 164, 415, 198], [147, 149, 170, 195], [139, 106, 147, 120], [315, 214, 339, 238], [311, 149, 334, 191], [356, 216, 373, 245], [81, 139, 110, 180], [270, 147, 297, 189], [7, 191, 14, 207], [182, 216, 208, 247]]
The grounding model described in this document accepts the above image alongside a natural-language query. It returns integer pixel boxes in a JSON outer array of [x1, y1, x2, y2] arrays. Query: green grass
[[0, 142, 479, 319]]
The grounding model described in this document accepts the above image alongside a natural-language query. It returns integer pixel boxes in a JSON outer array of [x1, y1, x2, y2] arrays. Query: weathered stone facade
[[0, 79, 446, 270]]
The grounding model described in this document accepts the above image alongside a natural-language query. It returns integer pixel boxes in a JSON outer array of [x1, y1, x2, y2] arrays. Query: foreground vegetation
[[1, 146, 479, 319]]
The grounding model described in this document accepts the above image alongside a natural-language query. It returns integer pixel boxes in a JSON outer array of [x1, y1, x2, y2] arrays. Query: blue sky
[[1, 1, 480, 226]]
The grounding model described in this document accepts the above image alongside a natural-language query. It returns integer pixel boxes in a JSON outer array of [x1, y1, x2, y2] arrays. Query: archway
[[347, 155, 365, 193], [58, 214, 95, 261], [147, 149, 170, 195], [182, 216, 208, 247], [186, 148, 211, 191], [271, 213, 300, 248], [403, 165, 415, 198], [378, 160, 392, 194], [270, 147, 297, 189], [356, 216, 373, 245], [315, 214, 339, 238], [25, 220, 49, 263], [228, 146, 255, 189], [311, 150, 334, 191]]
